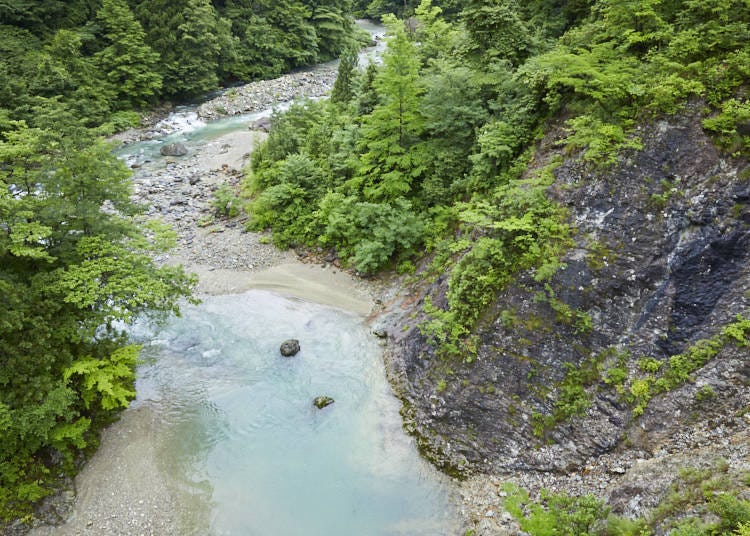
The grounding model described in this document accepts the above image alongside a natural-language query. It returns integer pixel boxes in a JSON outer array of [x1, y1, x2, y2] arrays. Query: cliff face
[[378, 106, 749, 507]]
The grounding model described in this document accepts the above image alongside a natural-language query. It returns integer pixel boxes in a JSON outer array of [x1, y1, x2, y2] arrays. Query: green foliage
[[1, 0, 360, 115], [532, 356, 602, 438], [710, 494, 750, 534], [644, 461, 750, 534], [604, 515, 650, 536], [247, 0, 749, 372], [353, 14, 427, 202], [419, 155, 571, 359], [319, 194, 425, 273], [331, 44, 359, 104], [462, 0, 535, 66], [64, 345, 139, 411], [502, 483, 609, 536], [499, 464, 750, 536], [94, 0, 162, 109], [602, 315, 750, 416], [0, 117, 195, 520], [703, 98, 750, 157], [519, 0, 750, 161], [211, 184, 241, 218], [248, 152, 326, 247]]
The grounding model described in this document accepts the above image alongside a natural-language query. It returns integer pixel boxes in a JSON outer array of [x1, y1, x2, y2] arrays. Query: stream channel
[[43, 20, 460, 536]]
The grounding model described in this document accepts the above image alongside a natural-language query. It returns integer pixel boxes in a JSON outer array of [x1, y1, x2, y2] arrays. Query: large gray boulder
[[279, 339, 300, 357], [160, 142, 188, 156]]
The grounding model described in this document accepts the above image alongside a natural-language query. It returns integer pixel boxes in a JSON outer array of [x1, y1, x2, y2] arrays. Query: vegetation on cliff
[[245, 1, 750, 532], [246, 0, 749, 357]]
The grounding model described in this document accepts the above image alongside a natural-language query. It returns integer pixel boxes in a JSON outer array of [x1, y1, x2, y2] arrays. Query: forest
[[1, 0, 749, 532], [246, 0, 749, 360]]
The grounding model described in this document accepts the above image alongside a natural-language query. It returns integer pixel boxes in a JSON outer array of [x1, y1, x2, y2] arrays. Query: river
[[129, 291, 458, 535], [29, 20, 461, 536]]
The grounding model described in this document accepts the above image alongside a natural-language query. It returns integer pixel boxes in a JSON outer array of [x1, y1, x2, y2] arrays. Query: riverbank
[[25, 66, 390, 535]]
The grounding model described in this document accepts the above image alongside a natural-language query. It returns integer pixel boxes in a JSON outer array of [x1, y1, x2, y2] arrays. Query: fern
[[64, 344, 139, 411]]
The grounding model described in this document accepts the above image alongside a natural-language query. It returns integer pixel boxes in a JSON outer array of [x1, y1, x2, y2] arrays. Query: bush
[[319, 194, 425, 273], [211, 184, 240, 218]]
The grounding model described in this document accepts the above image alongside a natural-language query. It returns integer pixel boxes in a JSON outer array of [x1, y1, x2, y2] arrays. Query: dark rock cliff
[[377, 107, 750, 495]]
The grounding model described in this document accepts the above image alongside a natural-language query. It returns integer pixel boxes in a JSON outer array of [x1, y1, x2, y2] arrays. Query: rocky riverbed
[[111, 64, 339, 146], [20, 62, 383, 536]]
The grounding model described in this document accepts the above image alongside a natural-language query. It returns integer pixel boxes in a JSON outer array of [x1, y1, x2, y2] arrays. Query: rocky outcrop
[[251, 117, 272, 132], [313, 396, 335, 409], [378, 105, 750, 503]]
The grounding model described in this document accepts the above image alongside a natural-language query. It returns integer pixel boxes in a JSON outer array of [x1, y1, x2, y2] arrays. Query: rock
[[279, 339, 300, 356], [381, 104, 750, 482], [160, 142, 188, 157], [313, 396, 334, 409], [251, 116, 272, 132], [372, 328, 388, 339]]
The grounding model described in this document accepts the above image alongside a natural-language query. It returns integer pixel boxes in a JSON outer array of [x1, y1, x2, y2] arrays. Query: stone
[[372, 328, 388, 339], [279, 339, 300, 357], [313, 396, 334, 409], [159, 142, 188, 156], [251, 116, 272, 132]]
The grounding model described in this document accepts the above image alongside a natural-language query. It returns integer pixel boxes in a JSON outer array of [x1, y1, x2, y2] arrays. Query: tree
[[0, 108, 194, 519], [462, 0, 534, 65], [331, 44, 359, 104], [171, 0, 227, 96], [310, 0, 355, 60], [353, 14, 427, 202], [94, 0, 161, 108]]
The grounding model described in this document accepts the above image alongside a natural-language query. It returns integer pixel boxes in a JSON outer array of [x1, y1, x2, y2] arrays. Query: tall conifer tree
[[94, 0, 161, 108], [355, 15, 426, 202]]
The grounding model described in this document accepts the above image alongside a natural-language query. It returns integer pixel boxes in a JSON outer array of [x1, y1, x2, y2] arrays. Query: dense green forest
[[246, 0, 749, 359], [1, 0, 749, 529], [0, 0, 358, 127]]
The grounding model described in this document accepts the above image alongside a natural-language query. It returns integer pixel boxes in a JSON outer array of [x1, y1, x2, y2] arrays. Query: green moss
[[531, 355, 603, 439], [586, 239, 616, 272]]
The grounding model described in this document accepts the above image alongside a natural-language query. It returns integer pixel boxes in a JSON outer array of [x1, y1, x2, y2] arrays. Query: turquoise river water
[[131, 291, 458, 535], [113, 20, 460, 532]]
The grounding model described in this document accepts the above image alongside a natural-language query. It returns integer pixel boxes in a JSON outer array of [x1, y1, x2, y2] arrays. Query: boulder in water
[[160, 142, 188, 156], [280, 339, 300, 357], [313, 396, 334, 409]]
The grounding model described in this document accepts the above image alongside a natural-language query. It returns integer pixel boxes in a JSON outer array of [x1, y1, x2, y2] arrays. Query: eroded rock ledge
[[376, 106, 750, 532]]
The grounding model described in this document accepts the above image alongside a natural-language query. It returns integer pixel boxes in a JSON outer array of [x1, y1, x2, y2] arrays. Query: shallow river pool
[[132, 291, 457, 535]]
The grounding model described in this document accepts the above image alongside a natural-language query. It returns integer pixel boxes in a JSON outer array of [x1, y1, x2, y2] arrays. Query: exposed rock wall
[[378, 106, 750, 494]]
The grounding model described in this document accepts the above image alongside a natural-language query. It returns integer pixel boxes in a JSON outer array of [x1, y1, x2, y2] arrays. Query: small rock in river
[[279, 339, 300, 357], [313, 396, 334, 409]]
